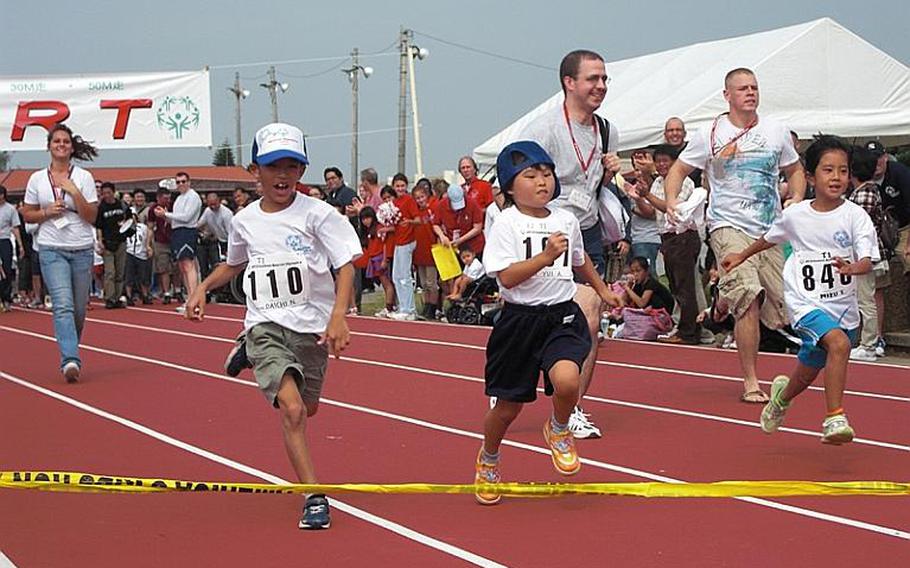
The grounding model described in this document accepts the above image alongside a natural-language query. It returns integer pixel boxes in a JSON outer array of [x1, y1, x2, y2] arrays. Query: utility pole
[[228, 72, 249, 167], [259, 66, 288, 123], [351, 48, 360, 184], [397, 27, 409, 175], [407, 44, 424, 179]]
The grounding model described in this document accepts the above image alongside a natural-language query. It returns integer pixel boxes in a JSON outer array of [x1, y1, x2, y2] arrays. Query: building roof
[[0, 165, 255, 193]]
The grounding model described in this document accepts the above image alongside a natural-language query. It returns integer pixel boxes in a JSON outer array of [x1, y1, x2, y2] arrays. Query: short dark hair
[[458, 244, 475, 256], [652, 144, 681, 161], [391, 173, 409, 186], [850, 145, 877, 183], [100, 182, 116, 192], [0, 185, 7, 199], [156, 187, 170, 197], [323, 167, 343, 180], [379, 185, 396, 200], [559, 50, 604, 93], [360, 168, 378, 185], [724, 68, 755, 89], [630, 256, 650, 271], [132, 189, 146, 198], [804, 135, 851, 175], [175, 171, 190, 180]]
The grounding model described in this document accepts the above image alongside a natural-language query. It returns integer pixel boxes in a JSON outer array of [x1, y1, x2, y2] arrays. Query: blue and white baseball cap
[[251, 123, 309, 166], [447, 183, 466, 211], [496, 140, 560, 200]]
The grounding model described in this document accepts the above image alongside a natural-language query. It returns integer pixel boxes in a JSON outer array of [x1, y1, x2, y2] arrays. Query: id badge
[[568, 189, 594, 210], [52, 215, 71, 229]]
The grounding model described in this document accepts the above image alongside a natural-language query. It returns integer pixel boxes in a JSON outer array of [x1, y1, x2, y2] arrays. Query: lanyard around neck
[[563, 102, 599, 177], [47, 165, 74, 201], [710, 113, 757, 157]]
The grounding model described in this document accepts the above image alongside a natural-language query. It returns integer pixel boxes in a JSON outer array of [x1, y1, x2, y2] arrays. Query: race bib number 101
[[794, 250, 855, 302], [244, 253, 310, 311]]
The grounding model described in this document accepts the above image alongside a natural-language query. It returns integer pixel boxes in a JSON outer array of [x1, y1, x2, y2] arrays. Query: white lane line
[[0, 551, 18, 568], [59, 306, 908, 403], [2, 329, 908, 541], [4, 323, 906, 451], [0, 371, 506, 568]]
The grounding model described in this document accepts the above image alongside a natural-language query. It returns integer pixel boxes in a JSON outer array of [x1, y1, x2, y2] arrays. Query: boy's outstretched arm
[[323, 263, 354, 357], [834, 256, 873, 276], [720, 238, 775, 273]]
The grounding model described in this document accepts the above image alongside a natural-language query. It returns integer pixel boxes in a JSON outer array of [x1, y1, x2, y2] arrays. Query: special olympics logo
[[285, 235, 311, 254], [833, 230, 852, 249], [156, 96, 201, 140]]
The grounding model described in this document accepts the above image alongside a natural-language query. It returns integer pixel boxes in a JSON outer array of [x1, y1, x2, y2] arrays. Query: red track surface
[[1, 303, 908, 567]]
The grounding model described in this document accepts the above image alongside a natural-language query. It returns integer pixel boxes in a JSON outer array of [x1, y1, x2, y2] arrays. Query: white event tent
[[473, 17, 910, 172]]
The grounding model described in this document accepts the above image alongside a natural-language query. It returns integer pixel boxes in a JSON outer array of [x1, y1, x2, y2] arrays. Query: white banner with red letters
[[0, 70, 212, 151]]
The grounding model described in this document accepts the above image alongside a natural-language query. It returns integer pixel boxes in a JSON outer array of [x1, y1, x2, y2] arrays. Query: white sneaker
[[374, 308, 390, 318], [62, 362, 80, 383], [389, 311, 417, 321], [175, 304, 187, 314], [699, 328, 717, 344], [874, 337, 886, 357], [849, 346, 877, 362], [821, 414, 855, 445], [568, 406, 602, 439]]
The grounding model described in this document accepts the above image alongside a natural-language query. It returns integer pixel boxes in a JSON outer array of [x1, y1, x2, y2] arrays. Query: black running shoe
[[299, 494, 331, 530], [224, 333, 252, 377]]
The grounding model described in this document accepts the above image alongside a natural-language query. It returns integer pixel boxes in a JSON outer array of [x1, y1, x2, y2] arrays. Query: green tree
[[0, 151, 10, 171], [212, 139, 235, 166]]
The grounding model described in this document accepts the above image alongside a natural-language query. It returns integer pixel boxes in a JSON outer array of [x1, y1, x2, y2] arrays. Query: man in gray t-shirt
[[0, 185, 24, 309]]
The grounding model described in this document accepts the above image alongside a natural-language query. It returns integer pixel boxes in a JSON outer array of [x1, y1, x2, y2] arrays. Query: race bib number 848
[[244, 253, 310, 311], [794, 250, 854, 302]]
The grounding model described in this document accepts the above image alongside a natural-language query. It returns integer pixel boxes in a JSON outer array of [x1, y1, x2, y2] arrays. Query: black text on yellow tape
[[1, 472, 909, 498]]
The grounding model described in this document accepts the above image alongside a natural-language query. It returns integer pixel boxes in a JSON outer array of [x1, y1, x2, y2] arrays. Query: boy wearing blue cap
[[187, 123, 362, 529], [475, 141, 621, 505]]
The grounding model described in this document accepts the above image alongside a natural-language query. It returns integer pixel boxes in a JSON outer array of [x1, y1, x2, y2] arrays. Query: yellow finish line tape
[[1, 472, 908, 498]]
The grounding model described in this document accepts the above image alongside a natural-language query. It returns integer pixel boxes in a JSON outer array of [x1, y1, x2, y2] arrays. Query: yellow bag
[[432, 244, 463, 281]]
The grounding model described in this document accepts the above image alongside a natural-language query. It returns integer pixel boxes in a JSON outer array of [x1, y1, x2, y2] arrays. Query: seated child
[[622, 256, 674, 312], [447, 245, 485, 300]]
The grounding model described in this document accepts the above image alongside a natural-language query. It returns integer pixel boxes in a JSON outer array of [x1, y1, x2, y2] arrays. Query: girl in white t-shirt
[[20, 124, 99, 383], [722, 136, 878, 445], [474, 141, 621, 506]]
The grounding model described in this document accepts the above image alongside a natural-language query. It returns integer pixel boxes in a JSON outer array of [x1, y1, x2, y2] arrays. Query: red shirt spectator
[[393, 193, 419, 246], [412, 193, 437, 267], [433, 184, 485, 254], [459, 156, 494, 209], [147, 192, 172, 244]]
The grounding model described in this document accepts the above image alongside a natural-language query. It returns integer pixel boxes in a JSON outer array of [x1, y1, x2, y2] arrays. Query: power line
[[208, 49, 398, 71], [411, 30, 556, 71], [278, 60, 346, 80]]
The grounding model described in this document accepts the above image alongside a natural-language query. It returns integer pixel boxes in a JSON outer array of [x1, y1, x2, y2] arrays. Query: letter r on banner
[[11, 101, 71, 141]]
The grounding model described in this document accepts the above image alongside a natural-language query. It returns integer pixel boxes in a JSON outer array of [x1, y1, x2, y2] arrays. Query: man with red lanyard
[[664, 68, 806, 403], [458, 156, 494, 210], [518, 49, 622, 440]]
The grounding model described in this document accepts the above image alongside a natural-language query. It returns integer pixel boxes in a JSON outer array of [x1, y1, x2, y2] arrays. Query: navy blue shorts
[[794, 309, 857, 369], [170, 228, 198, 261], [484, 300, 591, 403]]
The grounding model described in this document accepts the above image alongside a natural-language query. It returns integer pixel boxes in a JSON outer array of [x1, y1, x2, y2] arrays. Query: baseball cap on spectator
[[495, 140, 561, 200], [447, 184, 466, 211], [251, 123, 309, 166], [864, 140, 885, 157], [158, 178, 177, 191]]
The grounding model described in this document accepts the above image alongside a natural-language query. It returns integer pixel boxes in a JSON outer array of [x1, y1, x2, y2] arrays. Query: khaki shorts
[[246, 322, 328, 407], [416, 265, 439, 294], [153, 241, 173, 274], [710, 227, 787, 329], [873, 259, 891, 289]]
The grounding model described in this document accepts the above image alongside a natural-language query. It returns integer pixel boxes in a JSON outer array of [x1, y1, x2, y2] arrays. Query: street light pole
[[397, 27, 409, 175], [228, 72, 249, 167], [407, 44, 427, 179], [342, 48, 373, 184], [260, 65, 289, 123]]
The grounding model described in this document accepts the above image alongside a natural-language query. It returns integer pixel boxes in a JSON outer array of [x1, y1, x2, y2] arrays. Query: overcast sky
[[3, 0, 908, 184]]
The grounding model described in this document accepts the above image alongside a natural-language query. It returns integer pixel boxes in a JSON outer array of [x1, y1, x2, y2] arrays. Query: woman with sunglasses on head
[[21, 123, 99, 383]]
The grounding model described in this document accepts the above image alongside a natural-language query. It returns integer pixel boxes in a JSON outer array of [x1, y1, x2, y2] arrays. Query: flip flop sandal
[[740, 390, 769, 404]]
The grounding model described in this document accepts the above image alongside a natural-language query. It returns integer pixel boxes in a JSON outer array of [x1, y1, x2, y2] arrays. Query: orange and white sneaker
[[544, 420, 581, 475], [474, 450, 501, 505]]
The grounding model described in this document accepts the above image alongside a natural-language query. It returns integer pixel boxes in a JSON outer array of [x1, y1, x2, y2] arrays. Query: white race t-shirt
[[463, 258, 485, 281], [483, 206, 584, 306], [679, 115, 798, 238], [483, 202, 505, 239], [520, 102, 620, 230], [227, 193, 361, 334], [764, 200, 879, 329], [24, 165, 98, 250]]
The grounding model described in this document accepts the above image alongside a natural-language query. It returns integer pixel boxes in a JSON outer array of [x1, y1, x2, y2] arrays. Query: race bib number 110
[[794, 250, 855, 302], [244, 253, 310, 311]]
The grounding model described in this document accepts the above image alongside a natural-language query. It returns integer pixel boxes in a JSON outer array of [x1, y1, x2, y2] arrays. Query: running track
[[0, 303, 907, 567]]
